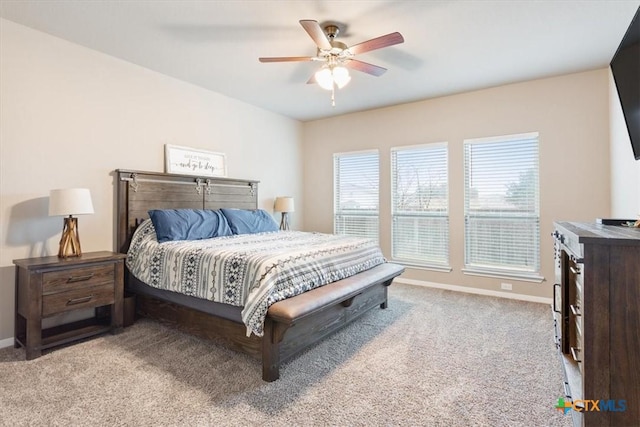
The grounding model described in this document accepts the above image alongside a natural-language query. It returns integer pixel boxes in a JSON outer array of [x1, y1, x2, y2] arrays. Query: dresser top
[[555, 221, 640, 245]]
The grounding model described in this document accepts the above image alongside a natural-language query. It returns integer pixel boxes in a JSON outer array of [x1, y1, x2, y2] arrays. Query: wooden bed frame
[[115, 169, 404, 381]]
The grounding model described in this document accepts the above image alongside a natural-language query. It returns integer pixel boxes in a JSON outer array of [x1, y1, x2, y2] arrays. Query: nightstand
[[13, 251, 126, 360]]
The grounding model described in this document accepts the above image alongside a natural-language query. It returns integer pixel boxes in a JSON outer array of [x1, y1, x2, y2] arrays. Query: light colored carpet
[[0, 283, 570, 427]]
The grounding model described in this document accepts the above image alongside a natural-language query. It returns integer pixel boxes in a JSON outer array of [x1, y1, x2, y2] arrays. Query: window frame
[[390, 142, 451, 271], [333, 149, 380, 242], [462, 132, 543, 283]]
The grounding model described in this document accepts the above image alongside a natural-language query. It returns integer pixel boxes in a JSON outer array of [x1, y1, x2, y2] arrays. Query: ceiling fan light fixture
[[315, 65, 351, 91], [333, 66, 351, 89], [315, 66, 335, 90]]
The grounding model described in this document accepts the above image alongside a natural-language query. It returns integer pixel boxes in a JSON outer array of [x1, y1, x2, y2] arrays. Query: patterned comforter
[[126, 219, 386, 336]]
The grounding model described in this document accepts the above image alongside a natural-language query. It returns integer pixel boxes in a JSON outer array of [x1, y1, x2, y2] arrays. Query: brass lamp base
[[58, 215, 82, 258]]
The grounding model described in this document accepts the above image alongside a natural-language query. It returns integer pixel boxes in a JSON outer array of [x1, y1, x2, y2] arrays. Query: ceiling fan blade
[[299, 20, 332, 50], [306, 74, 317, 84], [348, 32, 404, 55], [259, 56, 315, 63], [344, 59, 387, 77]]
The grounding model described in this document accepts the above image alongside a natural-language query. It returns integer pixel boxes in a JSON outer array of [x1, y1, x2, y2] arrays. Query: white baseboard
[[395, 277, 553, 305], [0, 337, 14, 349]]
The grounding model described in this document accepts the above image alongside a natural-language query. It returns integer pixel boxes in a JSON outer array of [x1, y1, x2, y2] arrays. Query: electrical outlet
[[501, 283, 513, 291]]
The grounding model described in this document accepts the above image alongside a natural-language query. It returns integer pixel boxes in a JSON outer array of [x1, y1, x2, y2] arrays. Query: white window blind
[[463, 132, 540, 278], [334, 151, 379, 241], [391, 143, 449, 268]]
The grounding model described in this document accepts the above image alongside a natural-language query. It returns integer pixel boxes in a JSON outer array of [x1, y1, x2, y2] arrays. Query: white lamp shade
[[274, 197, 295, 213], [49, 188, 94, 216]]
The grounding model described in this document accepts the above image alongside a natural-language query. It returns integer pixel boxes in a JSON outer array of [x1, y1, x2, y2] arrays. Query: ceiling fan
[[259, 20, 404, 106]]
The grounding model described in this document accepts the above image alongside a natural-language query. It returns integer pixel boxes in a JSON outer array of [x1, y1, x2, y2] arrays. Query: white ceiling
[[1, 1, 639, 122]]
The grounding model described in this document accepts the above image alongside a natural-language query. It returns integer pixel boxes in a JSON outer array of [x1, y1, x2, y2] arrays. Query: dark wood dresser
[[553, 222, 640, 427]]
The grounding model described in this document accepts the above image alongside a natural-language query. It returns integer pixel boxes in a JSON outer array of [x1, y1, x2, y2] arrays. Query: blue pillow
[[220, 208, 279, 235], [148, 209, 232, 243]]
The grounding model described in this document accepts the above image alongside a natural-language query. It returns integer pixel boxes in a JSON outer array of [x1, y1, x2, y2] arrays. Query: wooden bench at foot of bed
[[136, 262, 404, 381]]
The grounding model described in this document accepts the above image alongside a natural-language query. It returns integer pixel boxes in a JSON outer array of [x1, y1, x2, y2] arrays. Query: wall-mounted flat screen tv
[[610, 7, 640, 160]]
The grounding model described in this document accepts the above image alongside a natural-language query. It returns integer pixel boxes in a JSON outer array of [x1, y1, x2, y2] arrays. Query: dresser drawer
[[572, 282, 583, 320], [42, 264, 115, 294], [568, 257, 583, 330], [573, 262, 584, 289], [42, 283, 115, 317], [572, 325, 584, 373]]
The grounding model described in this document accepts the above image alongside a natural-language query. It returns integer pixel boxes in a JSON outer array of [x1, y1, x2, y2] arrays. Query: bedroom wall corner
[[609, 68, 640, 217]]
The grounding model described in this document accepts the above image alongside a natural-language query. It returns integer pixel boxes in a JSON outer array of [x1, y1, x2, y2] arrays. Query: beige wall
[[609, 69, 640, 216], [0, 20, 303, 342], [302, 69, 611, 299]]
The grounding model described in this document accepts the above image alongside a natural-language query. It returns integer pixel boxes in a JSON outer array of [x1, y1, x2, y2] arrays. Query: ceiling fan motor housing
[[322, 24, 348, 55], [326, 40, 348, 56], [324, 24, 340, 39]]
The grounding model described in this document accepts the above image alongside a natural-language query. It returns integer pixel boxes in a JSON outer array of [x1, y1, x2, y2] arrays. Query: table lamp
[[274, 197, 294, 231], [49, 188, 94, 258]]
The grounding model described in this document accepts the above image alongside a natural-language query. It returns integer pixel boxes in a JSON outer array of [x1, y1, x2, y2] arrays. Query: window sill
[[392, 261, 452, 273], [462, 268, 544, 283]]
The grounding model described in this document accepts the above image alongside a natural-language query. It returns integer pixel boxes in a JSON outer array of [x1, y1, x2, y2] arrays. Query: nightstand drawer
[[42, 283, 115, 317], [42, 264, 115, 294]]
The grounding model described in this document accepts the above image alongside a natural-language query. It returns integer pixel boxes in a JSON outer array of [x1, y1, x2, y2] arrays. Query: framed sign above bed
[[164, 144, 227, 177]]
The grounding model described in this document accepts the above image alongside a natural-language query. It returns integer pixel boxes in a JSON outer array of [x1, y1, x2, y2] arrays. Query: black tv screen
[[610, 7, 640, 160]]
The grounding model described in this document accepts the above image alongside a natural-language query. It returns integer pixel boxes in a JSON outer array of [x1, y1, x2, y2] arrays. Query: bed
[[116, 169, 404, 381]]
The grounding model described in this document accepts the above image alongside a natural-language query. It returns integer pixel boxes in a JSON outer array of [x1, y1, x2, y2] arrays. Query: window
[[391, 143, 449, 269], [463, 132, 541, 281], [334, 150, 379, 241]]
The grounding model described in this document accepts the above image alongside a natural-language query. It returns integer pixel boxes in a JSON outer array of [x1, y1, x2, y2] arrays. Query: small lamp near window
[[274, 197, 294, 231], [49, 188, 94, 258]]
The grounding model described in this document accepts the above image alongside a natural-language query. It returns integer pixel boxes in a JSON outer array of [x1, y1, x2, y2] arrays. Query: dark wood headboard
[[116, 169, 259, 253]]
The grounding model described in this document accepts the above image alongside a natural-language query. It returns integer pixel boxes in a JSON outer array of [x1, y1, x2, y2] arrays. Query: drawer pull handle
[[340, 292, 362, 307], [569, 255, 584, 264], [562, 381, 571, 399], [66, 295, 94, 306], [570, 304, 581, 316], [569, 266, 581, 275], [553, 283, 561, 314], [570, 346, 582, 363], [67, 273, 94, 283]]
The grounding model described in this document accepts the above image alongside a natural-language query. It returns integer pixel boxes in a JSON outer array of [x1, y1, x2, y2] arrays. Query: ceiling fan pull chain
[[331, 86, 336, 107]]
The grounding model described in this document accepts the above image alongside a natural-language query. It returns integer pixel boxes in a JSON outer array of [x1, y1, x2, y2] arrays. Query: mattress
[[126, 219, 386, 336]]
